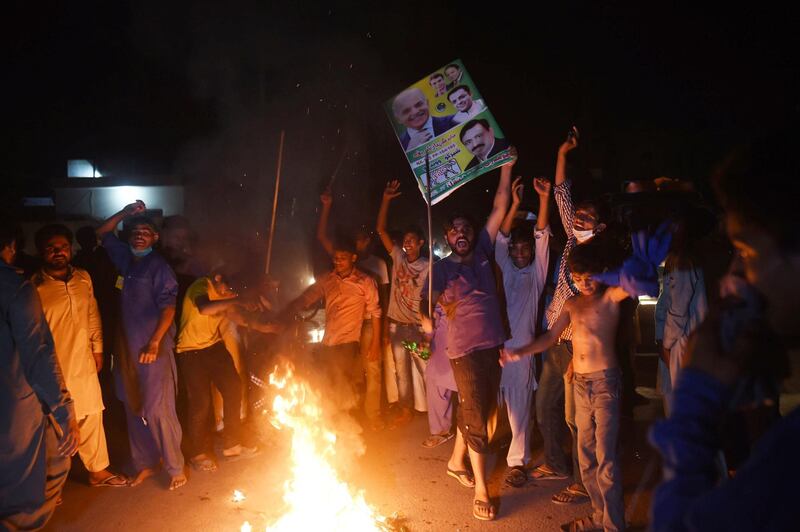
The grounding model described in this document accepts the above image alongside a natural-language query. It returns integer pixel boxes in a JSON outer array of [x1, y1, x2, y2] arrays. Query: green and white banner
[[384, 59, 512, 204]]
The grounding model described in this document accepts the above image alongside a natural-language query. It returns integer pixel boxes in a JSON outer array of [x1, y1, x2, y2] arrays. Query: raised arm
[[500, 177, 523, 236], [554, 132, 579, 237], [555, 127, 578, 186], [533, 177, 552, 231], [376, 180, 401, 254], [485, 147, 517, 242], [316, 188, 334, 257], [96, 200, 145, 238]]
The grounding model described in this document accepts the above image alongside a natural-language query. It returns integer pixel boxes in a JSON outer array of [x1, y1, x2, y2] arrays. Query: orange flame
[[246, 362, 385, 531]]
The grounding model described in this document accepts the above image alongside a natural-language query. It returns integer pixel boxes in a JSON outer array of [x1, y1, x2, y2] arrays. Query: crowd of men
[[1, 128, 798, 531]]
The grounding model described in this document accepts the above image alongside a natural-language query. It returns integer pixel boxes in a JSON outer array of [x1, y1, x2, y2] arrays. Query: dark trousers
[[177, 342, 242, 456], [0, 420, 70, 531], [450, 347, 501, 454]]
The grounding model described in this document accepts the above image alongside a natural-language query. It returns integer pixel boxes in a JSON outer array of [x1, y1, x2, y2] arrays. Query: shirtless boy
[[502, 243, 627, 531]]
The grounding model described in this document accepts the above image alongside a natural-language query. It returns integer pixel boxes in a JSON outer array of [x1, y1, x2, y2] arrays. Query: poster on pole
[[384, 59, 513, 205]]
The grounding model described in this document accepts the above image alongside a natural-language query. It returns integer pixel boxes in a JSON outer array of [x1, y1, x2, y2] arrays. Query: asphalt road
[[44, 385, 662, 532]]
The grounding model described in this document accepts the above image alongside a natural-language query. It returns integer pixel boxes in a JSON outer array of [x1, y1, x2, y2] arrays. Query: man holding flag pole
[[420, 151, 515, 521]]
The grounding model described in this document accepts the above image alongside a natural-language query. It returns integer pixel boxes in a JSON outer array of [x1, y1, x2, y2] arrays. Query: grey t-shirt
[[387, 245, 429, 324]]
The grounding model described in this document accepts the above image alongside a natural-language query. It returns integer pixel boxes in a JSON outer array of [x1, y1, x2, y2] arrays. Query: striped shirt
[[544, 180, 580, 340]]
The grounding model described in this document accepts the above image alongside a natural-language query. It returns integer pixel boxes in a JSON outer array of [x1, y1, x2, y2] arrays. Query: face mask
[[573, 228, 594, 243], [131, 246, 153, 257]]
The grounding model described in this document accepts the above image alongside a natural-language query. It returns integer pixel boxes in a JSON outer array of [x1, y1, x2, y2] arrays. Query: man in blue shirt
[[97, 201, 187, 491], [1, 220, 79, 530], [650, 133, 800, 531]]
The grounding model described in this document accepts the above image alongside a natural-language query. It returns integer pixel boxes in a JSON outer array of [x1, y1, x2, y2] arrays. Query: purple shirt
[[429, 229, 506, 359], [101, 234, 178, 405]]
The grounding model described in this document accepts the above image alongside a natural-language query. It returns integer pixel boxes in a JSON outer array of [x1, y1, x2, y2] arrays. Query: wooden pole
[[425, 150, 433, 320], [265, 130, 285, 275]]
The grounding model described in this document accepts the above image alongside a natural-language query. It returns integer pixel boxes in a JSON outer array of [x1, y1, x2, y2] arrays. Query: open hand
[[383, 180, 402, 201], [511, 177, 524, 205], [57, 416, 80, 457], [533, 177, 551, 197], [139, 340, 159, 364]]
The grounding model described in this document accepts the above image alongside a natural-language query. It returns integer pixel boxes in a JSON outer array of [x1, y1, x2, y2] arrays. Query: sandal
[[422, 432, 454, 448], [89, 473, 129, 487], [505, 466, 528, 488], [530, 464, 569, 481], [560, 515, 600, 531], [446, 467, 475, 488], [552, 484, 589, 505], [473, 499, 496, 521]]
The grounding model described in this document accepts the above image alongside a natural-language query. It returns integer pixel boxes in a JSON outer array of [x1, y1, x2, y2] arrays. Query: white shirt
[[453, 99, 486, 123], [34, 267, 104, 418], [495, 227, 551, 389]]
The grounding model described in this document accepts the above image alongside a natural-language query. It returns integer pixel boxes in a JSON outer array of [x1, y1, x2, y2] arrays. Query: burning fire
[[244, 362, 387, 531]]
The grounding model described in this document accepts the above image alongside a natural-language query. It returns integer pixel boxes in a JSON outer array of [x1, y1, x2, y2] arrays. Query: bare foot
[[169, 473, 188, 491], [130, 468, 158, 487]]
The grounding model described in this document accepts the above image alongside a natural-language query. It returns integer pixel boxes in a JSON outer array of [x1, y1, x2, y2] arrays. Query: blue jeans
[[537, 342, 582, 485], [389, 321, 426, 410], [574, 367, 625, 531]]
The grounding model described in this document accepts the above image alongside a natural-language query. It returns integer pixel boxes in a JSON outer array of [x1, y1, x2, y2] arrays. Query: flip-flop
[[505, 466, 528, 488], [552, 486, 589, 505], [422, 432, 454, 448], [473, 499, 496, 521], [446, 467, 475, 488], [530, 464, 569, 480], [89, 474, 129, 487]]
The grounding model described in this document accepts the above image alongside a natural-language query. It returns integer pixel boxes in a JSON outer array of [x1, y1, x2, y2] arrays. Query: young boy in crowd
[[495, 176, 552, 487], [503, 243, 630, 531]]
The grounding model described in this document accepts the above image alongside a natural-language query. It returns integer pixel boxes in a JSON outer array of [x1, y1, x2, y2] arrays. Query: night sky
[[5, 1, 798, 282]]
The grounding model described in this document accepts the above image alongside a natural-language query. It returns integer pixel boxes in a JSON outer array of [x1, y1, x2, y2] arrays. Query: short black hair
[[567, 240, 606, 276], [575, 198, 611, 225], [509, 223, 534, 247], [125, 215, 157, 232], [459, 118, 490, 143], [713, 131, 800, 252], [445, 63, 460, 72], [446, 84, 471, 101], [443, 212, 478, 232], [333, 236, 357, 255], [429, 72, 444, 81], [403, 224, 425, 241], [35, 224, 74, 253]]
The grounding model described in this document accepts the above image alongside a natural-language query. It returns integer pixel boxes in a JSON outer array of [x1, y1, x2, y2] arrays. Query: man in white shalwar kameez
[[495, 177, 552, 487], [33, 224, 127, 487]]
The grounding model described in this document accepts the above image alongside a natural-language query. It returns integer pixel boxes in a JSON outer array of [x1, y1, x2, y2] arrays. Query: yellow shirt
[[34, 267, 104, 418], [176, 277, 224, 353]]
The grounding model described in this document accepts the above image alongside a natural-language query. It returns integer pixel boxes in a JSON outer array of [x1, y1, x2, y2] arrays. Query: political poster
[[384, 59, 512, 204]]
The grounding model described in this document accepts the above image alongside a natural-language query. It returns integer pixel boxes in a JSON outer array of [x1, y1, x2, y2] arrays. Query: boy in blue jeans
[[503, 243, 631, 531]]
